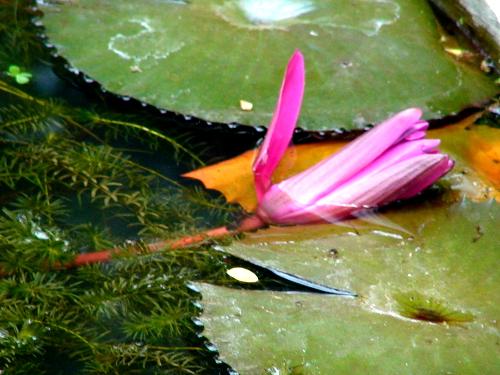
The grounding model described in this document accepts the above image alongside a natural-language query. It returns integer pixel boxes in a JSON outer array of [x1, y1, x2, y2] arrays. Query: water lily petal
[[404, 128, 428, 141], [257, 140, 441, 223], [312, 154, 451, 221], [390, 158, 454, 200], [259, 154, 450, 224], [341, 138, 442, 182], [253, 50, 305, 202], [277, 108, 426, 205]]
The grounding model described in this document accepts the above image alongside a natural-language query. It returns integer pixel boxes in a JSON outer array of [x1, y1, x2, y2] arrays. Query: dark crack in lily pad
[[39, 0, 498, 130]]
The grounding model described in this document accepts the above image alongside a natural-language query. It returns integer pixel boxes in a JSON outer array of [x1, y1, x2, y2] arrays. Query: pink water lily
[[252, 50, 454, 225]]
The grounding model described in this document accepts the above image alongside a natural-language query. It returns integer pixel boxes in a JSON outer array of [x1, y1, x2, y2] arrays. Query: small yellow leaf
[[226, 267, 259, 283], [444, 48, 475, 61], [445, 48, 464, 57]]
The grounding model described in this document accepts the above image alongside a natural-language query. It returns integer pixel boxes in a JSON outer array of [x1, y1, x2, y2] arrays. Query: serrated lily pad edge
[[187, 281, 357, 375], [187, 282, 238, 375], [189, 281, 500, 374]]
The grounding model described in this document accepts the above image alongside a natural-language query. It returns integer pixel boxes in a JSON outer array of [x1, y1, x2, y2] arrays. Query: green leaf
[[196, 201, 500, 373], [6, 65, 32, 84], [7, 65, 21, 76], [15, 73, 32, 85], [40, 0, 497, 130]]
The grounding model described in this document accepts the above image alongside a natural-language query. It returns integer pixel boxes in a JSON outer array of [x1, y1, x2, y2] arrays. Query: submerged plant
[[0, 72, 235, 372], [250, 51, 454, 226]]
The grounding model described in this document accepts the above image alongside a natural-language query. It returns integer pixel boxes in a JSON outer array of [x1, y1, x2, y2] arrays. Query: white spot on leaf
[[227, 267, 259, 283]]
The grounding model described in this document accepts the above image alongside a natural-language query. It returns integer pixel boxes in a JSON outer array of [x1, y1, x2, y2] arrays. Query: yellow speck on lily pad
[[227, 267, 258, 283], [130, 65, 142, 73], [239, 100, 253, 111]]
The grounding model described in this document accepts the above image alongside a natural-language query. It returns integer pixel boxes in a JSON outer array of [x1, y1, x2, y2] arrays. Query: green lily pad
[[196, 201, 499, 373], [196, 284, 498, 374], [40, 0, 497, 130], [219, 201, 499, 318]]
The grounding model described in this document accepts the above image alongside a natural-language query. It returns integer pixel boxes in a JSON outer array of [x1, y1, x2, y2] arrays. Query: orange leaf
[[183, 141, 345, 211], [184, 114, 500, 211], [431, 114, 500, 201], [184, 148, 258, 212], [468, 131, 500, 189]]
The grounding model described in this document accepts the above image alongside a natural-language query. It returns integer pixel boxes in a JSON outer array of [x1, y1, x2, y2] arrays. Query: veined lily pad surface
[[40, 0, 497, 130], [196, 201, 499, 373]]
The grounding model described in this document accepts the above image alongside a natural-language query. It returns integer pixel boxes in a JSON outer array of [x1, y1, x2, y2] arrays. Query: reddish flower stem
[[0, 215, 266, 277], [0, 216, 265, 278], [66, 225, 234, 269], [69, 215, 265, 268]]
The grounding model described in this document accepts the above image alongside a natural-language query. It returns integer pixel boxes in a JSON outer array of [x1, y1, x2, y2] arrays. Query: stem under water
[[69, 226, 234, 268], [0, 215, 265, 275]]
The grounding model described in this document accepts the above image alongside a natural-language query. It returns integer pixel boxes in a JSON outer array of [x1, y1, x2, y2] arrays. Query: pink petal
[[276, 108, 426, 205], [310, 154, 451, 222], [258, 139, 443, 222], [390, 158, 454, 200], [341, 138, 441, 182], [405, 130, 427, 141], [253, 50, 305, 202], [258, 154, 450, 225]]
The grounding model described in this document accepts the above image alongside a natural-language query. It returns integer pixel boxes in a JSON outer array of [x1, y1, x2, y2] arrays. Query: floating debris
[[239, 99, 253, 111], [130, 65, 143, 73], [226, 267, 259, 283]]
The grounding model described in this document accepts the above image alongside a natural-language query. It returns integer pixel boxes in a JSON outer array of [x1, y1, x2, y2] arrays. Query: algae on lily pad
[[196, 201, 500, 373], [40, 0, 497, 130]]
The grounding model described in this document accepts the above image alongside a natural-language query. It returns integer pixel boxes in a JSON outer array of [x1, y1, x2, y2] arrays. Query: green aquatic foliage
[[0, 0, 44, 66], [0, 76, 238, 373], [0, 251, 230, 373]]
